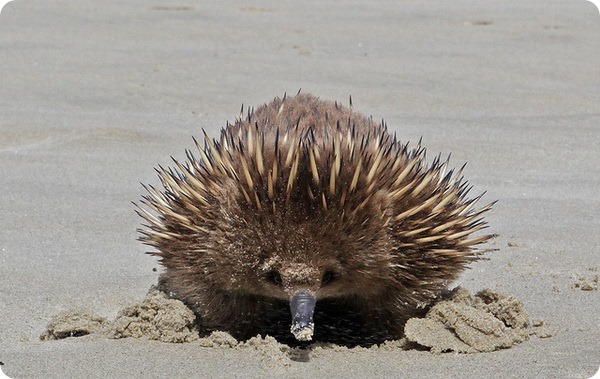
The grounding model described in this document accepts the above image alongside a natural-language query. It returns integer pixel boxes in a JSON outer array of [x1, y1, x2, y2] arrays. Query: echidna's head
[[137, 94, 494, 341], [205, 190, 395, 339]]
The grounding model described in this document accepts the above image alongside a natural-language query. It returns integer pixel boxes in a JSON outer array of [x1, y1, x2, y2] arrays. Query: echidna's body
[[137, 93, 494, 345]]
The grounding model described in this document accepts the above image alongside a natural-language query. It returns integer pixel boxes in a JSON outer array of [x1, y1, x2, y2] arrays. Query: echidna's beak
[[289, 290, 316, 341]]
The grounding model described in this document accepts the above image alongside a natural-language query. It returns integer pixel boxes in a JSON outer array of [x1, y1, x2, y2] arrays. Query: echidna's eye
[[267, 271, 283, 285], [322, 271, 335, 285]]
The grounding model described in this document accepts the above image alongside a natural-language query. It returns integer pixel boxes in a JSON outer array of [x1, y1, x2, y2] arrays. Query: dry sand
[[1, 1, 599, 378]]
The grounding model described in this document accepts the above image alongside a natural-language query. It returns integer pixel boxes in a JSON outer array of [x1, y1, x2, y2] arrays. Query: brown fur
[[136, 93, 495, 345]]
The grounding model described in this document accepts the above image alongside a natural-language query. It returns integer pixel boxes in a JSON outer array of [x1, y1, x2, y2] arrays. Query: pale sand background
[[1, 1, 599, 378]]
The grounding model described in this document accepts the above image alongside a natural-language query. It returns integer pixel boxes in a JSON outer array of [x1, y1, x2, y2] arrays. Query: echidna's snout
[[289, 290, 316, 341]]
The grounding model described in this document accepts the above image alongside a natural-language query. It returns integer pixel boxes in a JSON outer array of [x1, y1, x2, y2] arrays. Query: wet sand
[[40, 286, 532, 353], [1, 1, 599, 378]]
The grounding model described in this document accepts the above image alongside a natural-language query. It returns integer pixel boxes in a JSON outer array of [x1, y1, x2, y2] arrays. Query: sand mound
[[40, 312, 109, 340], [41, 286, 531, 354], [106, 287, 199, 343], [198, 331, 239, 348], [404, 287, 530, 353], [40, 287, 198, 343]]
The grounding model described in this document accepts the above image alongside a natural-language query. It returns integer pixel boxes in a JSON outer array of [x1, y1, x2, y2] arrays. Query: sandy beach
[[1, 1, 599, 378]]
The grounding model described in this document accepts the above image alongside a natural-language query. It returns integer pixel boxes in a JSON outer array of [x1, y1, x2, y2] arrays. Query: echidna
[[136, 93, 495, 345]]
